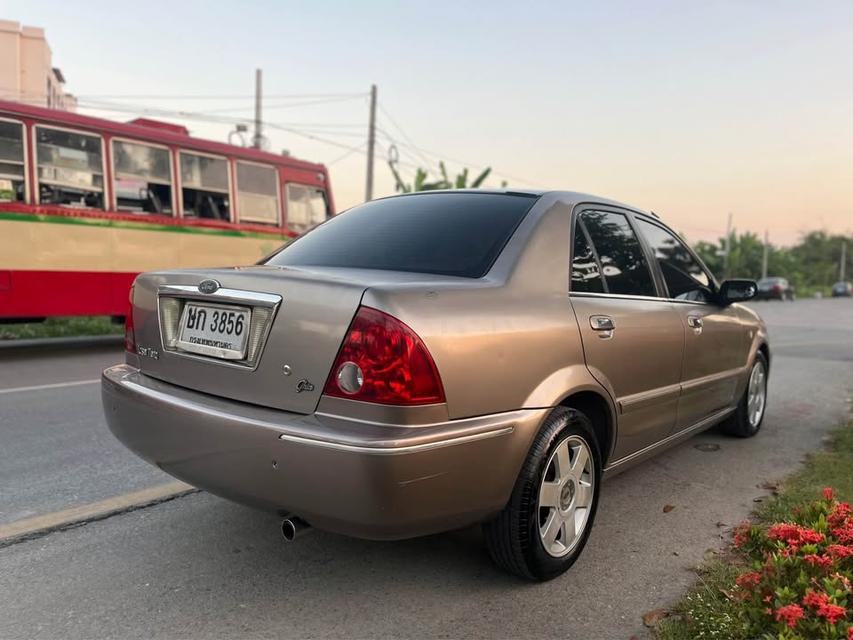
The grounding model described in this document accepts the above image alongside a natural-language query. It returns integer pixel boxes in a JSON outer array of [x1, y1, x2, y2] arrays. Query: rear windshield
[[266, 192, 538, 278]]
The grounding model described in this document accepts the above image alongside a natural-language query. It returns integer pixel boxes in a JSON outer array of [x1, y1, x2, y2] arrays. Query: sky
[[6, 0, 853, 245]]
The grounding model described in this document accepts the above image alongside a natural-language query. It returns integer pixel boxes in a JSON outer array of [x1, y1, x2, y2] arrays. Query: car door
[[634, 217, 748, 431], [569, 208, 685, 460]]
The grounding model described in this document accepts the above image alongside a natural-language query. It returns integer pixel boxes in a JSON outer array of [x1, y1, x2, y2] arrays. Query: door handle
[[590, 315, 614, 331], [687, 316, 703, 333]]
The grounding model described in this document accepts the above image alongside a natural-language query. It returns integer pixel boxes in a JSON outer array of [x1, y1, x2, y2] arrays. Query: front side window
[[636, 219, 713, 302], [267, 192, 536, 278], [0, 120, 25, 202], [570, 220, 605, 293], [180, 152, 230, 220], [580, 210, 656, 297], [113, 140, 173, 215], [36, 127, 104, 209], [236, 162, 279, 224], [285, 183, 328, 233]]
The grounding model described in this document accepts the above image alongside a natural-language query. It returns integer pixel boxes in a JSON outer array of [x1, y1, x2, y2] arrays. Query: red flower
[[816, 602, 846, 624], [826, 544, 853, 559], [832, 521, 853, 544], [733, 522, 751, 548], [775, 604, 804, 629], [803, 553, 833, 569], [848, 625, 853, 640], [830, 502, 851, 528], [735, 571, 762, 589], [799, 528, 826, 545], [802, 590, 830, 609], [823, 487, 835, 501], [767, 523, 825, 547], [768, 523, 801, 542]]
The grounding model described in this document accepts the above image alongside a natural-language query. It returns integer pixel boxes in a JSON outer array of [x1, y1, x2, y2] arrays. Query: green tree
[[388, 160, 492, 193], [690, 229, 852, 295]]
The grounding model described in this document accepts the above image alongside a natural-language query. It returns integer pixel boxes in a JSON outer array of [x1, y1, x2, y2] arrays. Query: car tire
[[720, 351, 768, 438], [483, 406, 602, 581]]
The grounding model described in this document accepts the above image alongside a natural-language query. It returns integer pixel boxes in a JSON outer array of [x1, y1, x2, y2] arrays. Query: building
[[0, 20, 76, 111]]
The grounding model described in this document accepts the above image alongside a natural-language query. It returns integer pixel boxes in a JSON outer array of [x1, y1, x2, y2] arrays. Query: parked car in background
[[831, 281, 852, 297], [102, 190, 769, 581], [756, 277, 795, 301]]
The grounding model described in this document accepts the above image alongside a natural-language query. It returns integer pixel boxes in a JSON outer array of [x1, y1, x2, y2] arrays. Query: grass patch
[[0, 316, 123, 340], [756, 426, 853, 523], [656, 422, 853, 639]]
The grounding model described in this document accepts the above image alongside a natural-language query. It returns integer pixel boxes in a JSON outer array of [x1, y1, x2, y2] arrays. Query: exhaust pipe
[[281, 516, 312, 542]]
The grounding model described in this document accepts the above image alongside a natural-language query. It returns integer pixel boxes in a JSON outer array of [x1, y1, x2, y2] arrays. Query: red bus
[[0, 99, 334, 320]]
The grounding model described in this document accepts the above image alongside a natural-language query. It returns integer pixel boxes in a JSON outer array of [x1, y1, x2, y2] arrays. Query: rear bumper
[[102, 365, 546, 539]]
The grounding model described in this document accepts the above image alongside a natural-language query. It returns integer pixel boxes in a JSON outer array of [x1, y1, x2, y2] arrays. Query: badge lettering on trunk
[[295, 379, 314, 393], [138, 345, 160, 360]]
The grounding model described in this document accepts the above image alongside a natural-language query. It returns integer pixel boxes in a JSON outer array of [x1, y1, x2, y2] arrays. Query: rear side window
[[571, 221, 606, 293], [266, 193, 537, 278], [636, 219, 712, 302], [579, 210, 656, 297]]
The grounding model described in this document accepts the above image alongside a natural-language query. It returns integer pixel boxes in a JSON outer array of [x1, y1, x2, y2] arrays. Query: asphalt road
[[1, 298, 851, 639]]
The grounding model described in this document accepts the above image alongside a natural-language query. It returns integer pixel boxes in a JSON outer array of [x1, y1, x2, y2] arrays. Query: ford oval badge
[[198, 279, 220, 294]]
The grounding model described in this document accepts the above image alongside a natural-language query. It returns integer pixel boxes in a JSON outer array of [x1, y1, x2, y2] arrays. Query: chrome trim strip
[[569, 291, 711, 306], [619, 382, 681, 414], [158, 284, 280, 307], [603, 406, 735, 473], [277, 426, 515, 456], [569, 291, 670, 303], [314, 408, 532, 429], [681, 366, 745, 393], [155, 284, 281, 371]]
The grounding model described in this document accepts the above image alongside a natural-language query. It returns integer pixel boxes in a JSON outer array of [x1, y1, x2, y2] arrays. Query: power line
[[378, 104, 440, 172], [376, 102, 544, 188], [327, 141, 367, 166], [201, 94, 368, 113], [74, 92, 367, 100], [75, 100, 370, 158]]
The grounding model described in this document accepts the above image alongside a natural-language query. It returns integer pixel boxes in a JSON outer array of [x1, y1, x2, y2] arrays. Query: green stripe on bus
[[0, 210, 287, 240]]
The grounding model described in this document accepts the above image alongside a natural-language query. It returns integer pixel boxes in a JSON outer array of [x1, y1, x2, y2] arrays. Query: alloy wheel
[[537, 435, 595, 558], [747, 360, 767, 427]]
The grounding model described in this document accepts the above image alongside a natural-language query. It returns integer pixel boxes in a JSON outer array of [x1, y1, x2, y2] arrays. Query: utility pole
[[841, 240, 847, 281], [365, 84, 377, 201], [722, 212, 733, 278], [252, 68, 263, 149], [761, 229, 769, 280]]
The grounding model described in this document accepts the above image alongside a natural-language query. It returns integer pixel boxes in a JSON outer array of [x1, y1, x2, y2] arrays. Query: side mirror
[[718, 279, 757, 305]]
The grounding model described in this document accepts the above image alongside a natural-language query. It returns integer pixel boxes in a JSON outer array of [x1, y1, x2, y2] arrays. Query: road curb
[[0, 334, 123, 352], [0, 481, 198, 547]]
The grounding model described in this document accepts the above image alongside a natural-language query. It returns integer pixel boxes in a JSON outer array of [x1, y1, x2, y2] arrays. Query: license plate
[[177, 303, 251, 360]]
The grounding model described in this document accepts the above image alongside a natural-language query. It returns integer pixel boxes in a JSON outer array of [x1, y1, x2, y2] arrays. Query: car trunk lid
[[130, 265, 369, 414]]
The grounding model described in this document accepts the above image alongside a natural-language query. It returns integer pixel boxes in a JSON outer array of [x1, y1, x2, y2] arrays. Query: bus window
[[36, 126, 105, 209], [0, 120, 25, 202], [285, 183, 328, 233], [112, 140, 173, 215], [180, 152, 230, 221], [236, 161, 279, 225]]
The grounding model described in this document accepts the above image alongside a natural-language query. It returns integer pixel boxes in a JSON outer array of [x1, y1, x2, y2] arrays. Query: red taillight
[[323, 306, 445, 405], [124, 288, 136, 354], [773, 284, 782, 292]]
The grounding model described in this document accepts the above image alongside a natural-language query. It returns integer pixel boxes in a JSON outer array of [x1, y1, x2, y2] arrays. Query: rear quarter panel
[[362, 196, 606, 420]]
